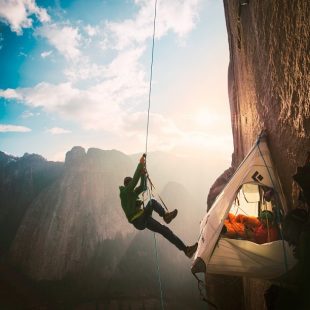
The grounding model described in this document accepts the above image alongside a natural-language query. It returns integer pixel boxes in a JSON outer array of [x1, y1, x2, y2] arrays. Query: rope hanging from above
[[143, 1, 165, 310], [145, 0, 157, 156]]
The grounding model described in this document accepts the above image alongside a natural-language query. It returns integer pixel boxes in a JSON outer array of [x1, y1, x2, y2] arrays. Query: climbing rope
[[146, 174, 169, 211], [145, 0, 158, 155], [143, 1, 165, 309]]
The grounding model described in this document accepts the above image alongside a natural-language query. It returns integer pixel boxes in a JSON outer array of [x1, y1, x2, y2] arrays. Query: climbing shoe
[[163, 209, 178, 224], [184, 242, 198, 258]]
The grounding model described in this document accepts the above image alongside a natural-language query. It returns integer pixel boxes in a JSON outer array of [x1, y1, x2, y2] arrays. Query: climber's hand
[[140, 154, 146, 165]]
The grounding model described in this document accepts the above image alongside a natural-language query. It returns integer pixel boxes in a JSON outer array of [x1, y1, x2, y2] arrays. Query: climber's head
[[124, 176, 132, 186]]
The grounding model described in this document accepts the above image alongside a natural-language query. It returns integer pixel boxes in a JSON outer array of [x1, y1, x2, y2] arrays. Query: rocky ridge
[[9, 147, 134, 280], [0, 152, 63, 253]]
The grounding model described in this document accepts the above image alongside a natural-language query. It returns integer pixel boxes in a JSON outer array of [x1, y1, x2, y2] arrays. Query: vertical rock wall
[[222, 0, 310, 309], [10, 148, 134, 280], [224, 0, 310, 205]]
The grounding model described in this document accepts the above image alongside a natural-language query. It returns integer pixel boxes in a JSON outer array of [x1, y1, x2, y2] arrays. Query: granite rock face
[[210, 1, 310, 309], [206, 166, 235, 211], [224, 0, 310, 205], [0, 152, 63, 252], [2, 149, 207, 308], [9, 148, 134, 280]]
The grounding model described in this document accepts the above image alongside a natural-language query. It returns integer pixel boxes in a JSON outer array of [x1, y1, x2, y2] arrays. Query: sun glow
[[193, 107, 221, 128]]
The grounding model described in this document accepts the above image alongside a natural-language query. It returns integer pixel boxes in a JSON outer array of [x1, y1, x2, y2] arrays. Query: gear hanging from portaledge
[[257, 140, 289, 274], [293, 151, 310, 207]]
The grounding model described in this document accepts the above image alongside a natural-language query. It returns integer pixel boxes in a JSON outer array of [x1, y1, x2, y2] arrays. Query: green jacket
[[119, 163, 147, 222]]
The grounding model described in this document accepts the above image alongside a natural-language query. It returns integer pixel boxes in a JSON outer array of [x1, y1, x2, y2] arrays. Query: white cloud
[[21, 110, 33, 118], [84, 24, 98, 37], [0, 88, 22, 99], [0, 75, 179, 143], [0, 33, 3, 50], [16, 82, 80, 109], [64, 57, 104, 82], [41, 50, 53, 58], [18, 51, 27, 57], [47, 127, 71, 135], [0, 0, 50, 35], [36, 0, 200, 87], [20, 110, 40, 118], [0, 82, 126, 132], [37, 23, 81, 60], [0, 124, 31, 132], [64, 43, 147, 88], [102, 0, 200, 50], [0, 0, 207, 155], [155, 0, 200, 37]]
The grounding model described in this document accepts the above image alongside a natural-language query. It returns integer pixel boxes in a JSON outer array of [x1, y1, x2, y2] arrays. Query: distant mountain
[[1, 147, 206, 308], [9, 147, 135, 280], [0, 151, 63, 253]]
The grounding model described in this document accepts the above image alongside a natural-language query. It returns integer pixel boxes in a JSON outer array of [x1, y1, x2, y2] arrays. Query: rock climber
[[119, 154, 198, 258]]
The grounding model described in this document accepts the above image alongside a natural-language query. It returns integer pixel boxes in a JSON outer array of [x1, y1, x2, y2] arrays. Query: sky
[[0, 0, 233, 163]]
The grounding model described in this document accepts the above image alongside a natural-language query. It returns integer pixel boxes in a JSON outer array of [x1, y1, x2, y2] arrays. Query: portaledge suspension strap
[[192, 272, 218, 309]]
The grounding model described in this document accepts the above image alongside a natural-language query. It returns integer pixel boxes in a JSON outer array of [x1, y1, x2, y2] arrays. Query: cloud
[[84, 24, 98, 37], [21, 110, 34, 118], [64, 42, 147, 87], [0, 73, 179, 146], [41, 50, 53, 58], [0, 88, 22, 99], [155, 0, 201, 37], [0, 0, 207, 154], [47, 127, 71, 134], [18, 51, 27, 57], [0, 0, 50, 35], [0, 33, 3, 50], [37, 23, 81, 60], [0, 82, 127, 132], [102, 0, 200, 50], [36, 0, 200, 86], [64, 57, 104, 82], [0, 124, 31, 132], [1, 50, 147, 129], [20, 110, 40, 118]]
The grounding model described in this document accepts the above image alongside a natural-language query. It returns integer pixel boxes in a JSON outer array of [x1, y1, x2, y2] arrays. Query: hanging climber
[[119, 154, 198, 258]]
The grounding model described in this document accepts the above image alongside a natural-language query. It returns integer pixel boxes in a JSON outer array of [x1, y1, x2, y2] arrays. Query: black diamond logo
[[252, 171, 264, 182]]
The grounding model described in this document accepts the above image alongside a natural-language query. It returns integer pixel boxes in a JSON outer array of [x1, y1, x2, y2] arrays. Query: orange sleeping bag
[[224, 213, 260, 239]]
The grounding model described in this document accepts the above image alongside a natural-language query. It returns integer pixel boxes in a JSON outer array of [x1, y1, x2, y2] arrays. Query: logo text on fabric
[[252, 171, 264, 182]]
